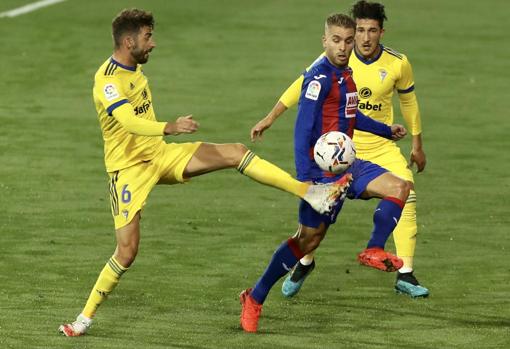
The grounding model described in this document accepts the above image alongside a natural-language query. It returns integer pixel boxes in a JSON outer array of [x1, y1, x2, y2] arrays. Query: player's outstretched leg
[[184, 145, 352, 214], [237, 150, 352, 214], [281, 257, 315, 298]]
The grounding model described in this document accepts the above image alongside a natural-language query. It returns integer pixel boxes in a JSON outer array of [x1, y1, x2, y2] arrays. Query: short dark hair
[[325, 13, 356, 31], [112, 8, 154, 48], [350, 1, 387, 28]]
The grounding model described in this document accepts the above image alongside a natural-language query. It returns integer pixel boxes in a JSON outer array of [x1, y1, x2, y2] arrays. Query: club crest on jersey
[[379, 69, 387, 82], [104, 83, 119, 101], [345, 92, 358, 118], [305, 80, 321, 100]]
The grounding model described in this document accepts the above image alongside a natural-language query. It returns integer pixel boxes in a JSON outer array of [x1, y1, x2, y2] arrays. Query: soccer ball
[[313, 131, 356, 174]]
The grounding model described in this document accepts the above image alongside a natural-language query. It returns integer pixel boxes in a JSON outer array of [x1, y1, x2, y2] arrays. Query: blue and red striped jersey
[[294, 56, 392, 181]]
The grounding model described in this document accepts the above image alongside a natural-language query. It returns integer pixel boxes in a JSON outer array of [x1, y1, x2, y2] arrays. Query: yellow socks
[[393, 190, 417, 271], [82, 256, 128, 319], [237, 151, 309, 198]]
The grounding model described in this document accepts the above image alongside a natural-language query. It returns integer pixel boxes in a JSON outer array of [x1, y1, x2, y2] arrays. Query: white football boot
[[303, 173, 352, 214], [58, 314, 92, 337]]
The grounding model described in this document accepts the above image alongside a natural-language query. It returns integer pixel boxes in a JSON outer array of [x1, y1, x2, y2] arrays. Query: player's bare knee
[[233, 143, 249, 164], [297, 229, 326, 254], [115, 245, 138, 267], [307, 232, 325, 252], [392, 178, 410, 201]]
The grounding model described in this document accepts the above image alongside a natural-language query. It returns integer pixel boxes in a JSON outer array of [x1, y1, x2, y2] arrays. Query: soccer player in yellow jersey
[[250, 1, 429, 298], [58, 8, 352, 337]]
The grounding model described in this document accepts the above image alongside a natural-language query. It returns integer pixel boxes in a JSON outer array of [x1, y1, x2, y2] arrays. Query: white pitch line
[[0, 0, 67, 18]]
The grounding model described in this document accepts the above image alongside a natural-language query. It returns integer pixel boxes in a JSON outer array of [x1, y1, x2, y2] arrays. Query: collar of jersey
[[354, 44, 384, 65], [321, 56, 348, 73], [110, 57, 137, 72]]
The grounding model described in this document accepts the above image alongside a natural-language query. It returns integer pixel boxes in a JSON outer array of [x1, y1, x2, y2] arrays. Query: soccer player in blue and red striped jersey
[[253, 0, 428, 299], [240, 13, 411, 333]]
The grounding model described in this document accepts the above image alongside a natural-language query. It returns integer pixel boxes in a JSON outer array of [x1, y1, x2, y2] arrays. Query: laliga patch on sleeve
[[104, 83, 120, 101], [305, 80, 321, 101]]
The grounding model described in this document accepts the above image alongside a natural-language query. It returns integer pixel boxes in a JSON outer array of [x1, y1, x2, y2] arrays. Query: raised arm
[[250, 75, 304, 141]]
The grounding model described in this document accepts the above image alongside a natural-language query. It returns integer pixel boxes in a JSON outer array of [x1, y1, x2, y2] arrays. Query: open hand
[[250, 117, 273, 142]]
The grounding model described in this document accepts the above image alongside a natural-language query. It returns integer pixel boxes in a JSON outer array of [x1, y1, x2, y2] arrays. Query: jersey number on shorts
[[121, 185, 132, 203]]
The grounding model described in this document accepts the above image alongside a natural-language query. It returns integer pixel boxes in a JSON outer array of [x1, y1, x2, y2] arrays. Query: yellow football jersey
[[93, 57, 165, 172], [350, 46, 420, 152], [279, 45, 422, 153]]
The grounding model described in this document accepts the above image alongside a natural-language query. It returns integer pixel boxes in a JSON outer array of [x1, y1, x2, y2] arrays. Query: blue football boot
[[395, 271, 429, 298], [281, 260, 315, 298]]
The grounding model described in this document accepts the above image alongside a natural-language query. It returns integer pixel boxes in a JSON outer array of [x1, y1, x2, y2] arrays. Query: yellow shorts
[[108, 142, 202, 229], [356, 142, 414, 183]]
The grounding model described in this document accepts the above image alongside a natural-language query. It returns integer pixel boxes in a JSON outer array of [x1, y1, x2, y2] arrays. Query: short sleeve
[[396, 55, 415, 94]]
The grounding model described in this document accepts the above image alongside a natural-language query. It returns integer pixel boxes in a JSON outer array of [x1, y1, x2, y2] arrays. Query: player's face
[[355, 18, 384, 59], [322, 25, 355, 68], [130, 26, 156, 64]]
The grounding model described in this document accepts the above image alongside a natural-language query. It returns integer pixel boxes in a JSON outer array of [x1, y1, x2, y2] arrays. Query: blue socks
[[367, 197, 405, 249], [251, 238, 304, 304]]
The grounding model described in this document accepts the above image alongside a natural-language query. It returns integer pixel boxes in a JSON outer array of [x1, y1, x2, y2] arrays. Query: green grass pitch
[[0, 0, 509, 348]]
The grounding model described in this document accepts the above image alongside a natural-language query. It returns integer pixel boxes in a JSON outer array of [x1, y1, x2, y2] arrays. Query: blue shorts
[[299, 159, 387, 228]]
